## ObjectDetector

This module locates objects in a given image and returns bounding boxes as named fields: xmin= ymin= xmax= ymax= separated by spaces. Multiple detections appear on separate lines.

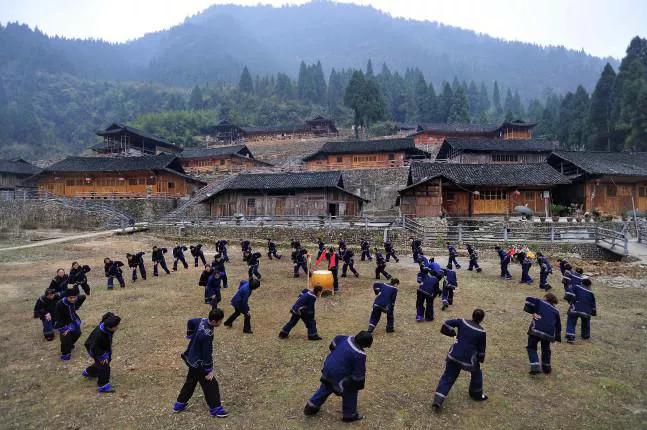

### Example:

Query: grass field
xmin=0 ymin=233 xmax=645 ymax=429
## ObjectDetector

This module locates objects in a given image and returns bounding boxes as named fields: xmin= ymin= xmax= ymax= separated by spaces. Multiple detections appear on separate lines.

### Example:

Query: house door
xmin=328 ymin=203 xmax=338 ymax=217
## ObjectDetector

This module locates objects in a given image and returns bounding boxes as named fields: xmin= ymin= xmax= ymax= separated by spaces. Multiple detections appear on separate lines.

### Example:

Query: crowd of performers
xmin=33 ymin=236 xmax=597 ymax=422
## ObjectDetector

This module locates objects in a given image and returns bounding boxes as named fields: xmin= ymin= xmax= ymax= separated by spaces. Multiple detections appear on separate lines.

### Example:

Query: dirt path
xmin=0 ymin=230 xmax=116 ymax=252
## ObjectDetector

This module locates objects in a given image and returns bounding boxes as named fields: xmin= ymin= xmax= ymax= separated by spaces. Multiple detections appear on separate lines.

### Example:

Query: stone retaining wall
xmin=0 ymin=200 xmax=110 ymax=231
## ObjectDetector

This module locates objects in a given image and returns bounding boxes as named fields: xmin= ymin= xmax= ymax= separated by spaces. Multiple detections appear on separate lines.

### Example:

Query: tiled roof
xmin=440 ymin=138 xmax=557 ymax=154
xmin=302 ymin=138 xmax=427 ymax=161
xmin=0 ymin=159 xmax=42 ymax=175
xmin=179 ymin=145 xmax=249 ymax=159
xmin=548 ymin=151 xmax=647 ymax=177
xmin=96 ymin=123 xmax=180 ymax=150
xmin=406 ymin=162 xmax=570 ymax=188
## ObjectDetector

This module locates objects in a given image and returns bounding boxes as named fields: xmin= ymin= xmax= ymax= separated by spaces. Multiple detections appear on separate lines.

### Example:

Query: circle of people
xmin=33 ymin=237 xmax=596 ymax=422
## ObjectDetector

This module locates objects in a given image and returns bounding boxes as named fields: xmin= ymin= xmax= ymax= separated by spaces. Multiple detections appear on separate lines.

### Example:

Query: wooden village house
xmin=206 ymin=116 xmax=338 ymax=144
xmin=91 ymin=123 xmax=183 ymax=156
xmin=399 ymin=161 xmax=570 ymax=217
xmin=34 ymin=155 xmax=205 ymax=198
xmin=302 ymin=138 xmax=429 ymax=170
xmin=199 ymin=171 xmax=366 ymax=218
xmin=411 ymin=120 xmax=538 ymax=148
xmin=547 ymin=151 xmax=647 ymax=216
xmin=178 ymin=145 xmax=273 ymax=174
xmin=0 ymin=159 xmax=42 ymax=198
xmin=435 ymin=138 xmax=558 ymax=164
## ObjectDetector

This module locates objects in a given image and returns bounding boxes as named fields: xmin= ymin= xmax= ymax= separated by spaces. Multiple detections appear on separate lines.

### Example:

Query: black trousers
xmin=176 ymin=366 xmax=222 ymax=408
xmin=60 ymin=330 xmax=81 ymax=355
xmin=375 ymin=266 xmax=391 ymax=279
xmin=224 ymin=308 xmax=252 ymax=332
xmin=85 ymin=359 xmax=110 ymax=386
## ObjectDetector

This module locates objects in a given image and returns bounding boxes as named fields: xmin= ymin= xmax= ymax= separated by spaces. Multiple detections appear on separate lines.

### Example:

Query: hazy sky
xmin=1 ymin=0 xmax=645 ymax=59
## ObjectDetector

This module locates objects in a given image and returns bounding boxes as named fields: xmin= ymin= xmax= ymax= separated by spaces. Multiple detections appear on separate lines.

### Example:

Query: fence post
xmin=624 ymin=236 xmax=629 ymax=255
xmin=550 ymin=224 xmax=555 ymax=242
xmin=594 ymin=226 xmax=599 ymax=244
xmin=612 ymin=233 xmax=616 ymax=249
xmin=503 ymin=226 xmax=508 ymax=241
xmin=458 ymin=224 xmax=463 ymax=243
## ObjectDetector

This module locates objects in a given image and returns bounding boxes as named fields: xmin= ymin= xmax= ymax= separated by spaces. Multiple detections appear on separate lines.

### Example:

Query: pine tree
xmin=492 ymin=81 xmax=503 ymax=121
xmin=344 ymin=70 xmax=385 ymax=138
xmin=238 ymin=66 xmax=254 ymax=94
xmin=366 ymin=59 xmax=374 ymax=78
xmin=327 ymin=68 xmax=344 ymax=119
xmin=558 ymin=85 xmax=590 ymax=150
xmin=413 ymin=72 xmax=429 ymax=122
xmin=526 ymin=99 xmax=544 ymax=122
xmin=448 ymin=85 xmax=470 ymax=124
xmin=297 ymin=61 xmax=308 ymax=100
xmin=587 ymin=63 xmax=616 ymax=151
xmin=512 ymin=90 xmax=525 ymax=119
xmin=276 ymin=73 xmax=294 ymax=100
xmin=312 ymin=61 xmax=328 ymax=104
xmin=437 ymin=82 xmax=453 ymax=123
xmin=188 ymin=85 xmax=203 ymax=110
xmin=425 ymin=82 xmax=438 ymax=123
xmin=477 ymin=83 xmax=491 ymax=122
xmin=626 ymin=84 xmax=647 ymax=151
xmin=467 ymin=81 xmax=480 ymax=120
xmin=503 ymin=89 xmax=514 ymax=118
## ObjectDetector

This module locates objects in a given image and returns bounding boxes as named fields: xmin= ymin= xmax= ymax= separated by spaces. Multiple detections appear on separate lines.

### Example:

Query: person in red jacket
xmin=316 ymin=247 xmax=339 ymax=292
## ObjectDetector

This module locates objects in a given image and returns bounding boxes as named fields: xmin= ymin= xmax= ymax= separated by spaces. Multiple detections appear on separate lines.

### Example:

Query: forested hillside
xmin=1 ymin=1 xmax=642 ymax=159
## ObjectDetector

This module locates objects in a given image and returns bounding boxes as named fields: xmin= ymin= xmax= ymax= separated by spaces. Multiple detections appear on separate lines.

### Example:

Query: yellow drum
xmin=311 ymin=270 xmax=334 ymax=292
xmin=527 ymin=251 xmax=536 ymax=259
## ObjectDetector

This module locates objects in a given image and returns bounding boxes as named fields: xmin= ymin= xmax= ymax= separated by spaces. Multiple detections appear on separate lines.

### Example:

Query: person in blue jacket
xmin=211 ymin=253 xmax=229 ymax=289
xmin=432 ymin=309 xmax=488 ymax=411
xmin=524 ymin=293 xmax=561 ymax=374
xmin=204 ymin=270 xmax=222 ymax=309
xmin=246 ymin=250 xmax=262 ymax=280
xmin=441 ymin=268 xmax=458 ymax=311
xmin=83 ymin=312 xmax=121 ymax=393
xmin=410 ymin=237 xmax=423 ymax=263
xmin=536 ymin=252 xmax=553 ymax=290
xmin=368 ymin=278 xmax=399 ymax=333
xmin=104 ymin=258 xmax=125 ymax=289
xmin=173 ymin=309 xmax=228 ymax=418
xmin=126 ymin=251 xmax=146 ymax=282
xmin=304 ymin=331 xmax=373 ymax=422
xmin=216 ymin=240 xmax=229 ymax=262
xmin=267 ymin=238 xmax=282 ymax=260
xmin=494 ymin=246 xmax=512 ymax=280
xmin=340 ymin=248 xmax=359 ymax=278
xmin=151 ymin=246 xmax=170 ymax=276
xmin=359 ymin=239 xmax=373 ymax=261
xmin=416 ymin=268 xmax=440 ymax=322
xmin=279 ymin=286 xmax=323 ymax=340
xmin=466 ymin=244 xmax=481 ymax=272
xmin=293 ymin=247 xmax=309 ymax=278
xmin=223 ymin=279 xmax=261 ymax=333
xmin=557 ymin=257 xmax=569 ymax=276
xmin=374 ymin=248 xmax=391 ymax=280
xmin=53 ymin=285 xmax=86 ymax=360
xmin=33 ymin=288 xmax=60 ymax=341
xmin=519 ymin=252 xmax=534 ymax=284
xmin=190 ymin=244 xmax=207 ymax=267
xmin=565 ymin=277 xmax=597 ymax=343
xmin=384 ymin=239 xmax=399 ymax=263
xmin=446 ymin=242 xmax=461 ymax=269
xmin=172 ymin=245 xmax=189 ymax=271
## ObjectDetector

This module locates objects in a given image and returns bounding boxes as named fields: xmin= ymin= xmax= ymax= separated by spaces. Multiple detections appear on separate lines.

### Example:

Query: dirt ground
xmin=0 ymin=233 xmax=645 ymax=430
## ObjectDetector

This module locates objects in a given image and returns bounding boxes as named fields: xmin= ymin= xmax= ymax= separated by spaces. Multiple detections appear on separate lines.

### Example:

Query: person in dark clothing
xmin=341 ymin=248 xmax=359 ymax=278
xmin=316 ymin=247 xmax=340 ymax=292
xmin=152 ymin=246 xmax=170 ymax=276
xmin=49 ymin=268 xmax=69 ymax=296
xmin=198 ymin=265 xmax=213 ymax=287
xmin=240 ymin=240 xmax=251 ymax=262
xmin=495 ymin=246 xmax=512 ymax=280
xmin=173 ymin=309 xmax=229 ymax=418
xmin=337 ymin=239 xmax=347 ymax=254
xmin=293 ymin=247 xmax=309 ymax=278
xmin=126 ymin=252 xmax=147 ymax=282
xmin=524 ymin=293 xmax=561 ymax=374
xmin=410 ymin=238 xmax=423 ymax=263
xmin=317 ymin=238 xmax=326 ymax=259
xmin=190 ymin=244 xmax=207 ymax=267
xmin=359 ymin=239 xmax=373 ymax=261
xmin=537 ymin=252 xmax=553 ymax=290
xmin=267 ymin=239 xmax=282 ymax=260
xmin=33 ymin=288 xmax=59 ymax=341
xmin=69 ymin=262 xmax=91 ymax=295
xmin=224 ymin=279 xmax=261 ymax=333
xmin=53 ymin=285 xmax=86 ymax=360
xmin=432 ymin=309 xmax=488 ymax=411
xmin=565 ymin=278 xmax=597 ymax=343
xmin=211 ymin=253 xmax=229 ymax=289
xmin=279 ymin=286 xmax=323 ymax=340
xmin=466 ymin=244 xmax=481 ymax=272
xmin=374 ymin=248 xmax=391 ymax=280
xmin=441 ymin=268 xmax=458 ymax=311
xmin=246 ymin=251 xmax=262 ymax=280
xmin=104 ymin=258 xmax=125 ymax=289
xmin=519 ymin=252 xmax=534 ymax=285
xmin=446 ymin=242 xmax=461 ymax=270
xmin=216 ymin=240 xmax=229 ymax=262
xmin=384 ymin=240 xmax=399 ymax=263
xmin=205 ymin=270 xmax=222 ymax=309
xmin=173 ymin=245 xmax=189 ymax=271
xmin=83 ymin=312 xmax=121 ymax=393
xmin=304 ymin=331 xmax=373 ymax=422
xmin=416 ymin=268 xmax=440 ymax=322
xmin=557 ymin=258 xmax=569 ymax=276
xmin=368 ymin=278 xmax=399 ymax=333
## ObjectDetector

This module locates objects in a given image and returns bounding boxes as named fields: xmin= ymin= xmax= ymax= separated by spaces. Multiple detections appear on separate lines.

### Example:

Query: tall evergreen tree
xmin=344 ymin=70 xmax=385 ymax=138
xmin=467 ymin=81 xmax=480 ymax=120
xmin=558 ymin=85 xmax=590 ymax=150
xmin=297 ymin=61 xmax=308 ymax=100
xmin=526 ymin=99 xmax=544 ymax=122
xmin=327 ymin=68 xmax=344 ymax=119
xmin=312 ymin=61 xmax=328 ymax=104
xmin=413 ymin=72 xmax=429 ymax=122
xmin=503 ymin=89 xmax=515 ymax=119
xmin=188 ymin=85 xmax=203 ymax=110
xmin=366 ymin=59 xmax=374 ymax=78
xmin=587 ymin=63 xmax=616 ymax=151
xmin=626 ymin=84 xmax=647 ymax=151
xmin=437 ymin=82 xmax=453 ymax=123
xmin=492 ymin=81 xmax=503 ymax=121
xmin=238 ymin=66 xmax=254 ymax=94
xmin=448 ymin=85 xmax=470 ymax=124
xmin=477 ymin=83 xmax=491 ymax=122
xmin=276 ymin=73 xmax=294 ymax=100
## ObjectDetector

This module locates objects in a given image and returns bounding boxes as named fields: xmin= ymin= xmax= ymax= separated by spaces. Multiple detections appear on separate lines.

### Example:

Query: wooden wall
xmin=208 ymin=189 xmax=362 ymax=217
xmin=181 ymin=156 xmax=266 ymax=174
xmin=399 ymin=178 xmax=443 ymax=217
xmin=501 ymin=129 xmax=532 ymax=140
xmin=305 ymin=152 xmax=406 ymax=171
xmin=37 ymin=172 xmax=199 ymax=198
xmin=584 ymin=180 xmax=647 ymax=215
xmin=0 ymin=173 xmax=27 ymax=190
xmin=446 ymin=152 xmax=547 ymax=164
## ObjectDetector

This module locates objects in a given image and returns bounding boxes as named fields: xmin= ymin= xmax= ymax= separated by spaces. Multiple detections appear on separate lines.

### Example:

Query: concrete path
xmin=0 ymin=230 xmax=116 ymax=252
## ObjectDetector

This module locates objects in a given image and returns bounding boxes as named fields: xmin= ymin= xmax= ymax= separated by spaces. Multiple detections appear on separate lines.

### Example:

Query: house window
xmin=336 ymin=156 xmax=343 ymax=163
xmin=607 ymin=185 xmax=617 ymax=197
xmin=146 ymin=177 xmax=156 ymax=185
xmin=388 ymin=153 xmax=395 ymax=160
xmin=445 ymin=192 xmax=455 ymax=202
xmin=492 ymin=154 xmax=519 ymax=163
xmin=247 ymin=198 xmax=256 ymax=208
xmin=128 ymin=178 xmax=138 ymax=186
xmin=167 ymin=182 xmax=175 ymax=189
xmin=475 ymin=190 xmax=507 ymax=200
xmin=639 ymin=186 xmax=647 ymax=197
xmin=220 ymin=159 xmax=226 ymax=165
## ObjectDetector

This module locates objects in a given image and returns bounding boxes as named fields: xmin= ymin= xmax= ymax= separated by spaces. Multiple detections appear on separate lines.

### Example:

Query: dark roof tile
xmin=548 ymin=151 xmax=647 ymax=177
xmin=303 ymin=138 xmax=428 ymax=161
xmin=0 ymin=159 xmax=42 ymax=175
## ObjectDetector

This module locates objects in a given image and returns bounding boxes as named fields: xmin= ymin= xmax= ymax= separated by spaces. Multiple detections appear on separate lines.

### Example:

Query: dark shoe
xmin=441 ymin=304 xmax=448 ymax=311
xmin=341 ymin=414 xmax=364 ymax=422
xmin=529 ymin=369 xmax=542 ymax=375
xmin=304 ymin=403 xmax=320 ymax=416
xmin=243 ymin=329 xmax=253 ymax=334
xmin=432 ymin=403 xmax=441 ymax=412
xmin=308 ymin=335 xmax=323 ymax=341
xmin=279 ymin=332 xmax=288 ymax=339
xmin=476 ymin=268 xmax=482 ymax=273
xmin=224 ymin=322 xmax=233 ymax=328
xmin=210 ymin=406 xmax=228 ymax=418
xmin=386 ymin=328 xmax=394 ymax=333
xmin=542 ymin=366 xmax=552 ymax=374
xmin=354 ymin=273 xmax=359 ymax=278
xmin=469 ymin=392 xmax=488 ymax=401
xmin=341 ymin=274 xmax=347 ymax=278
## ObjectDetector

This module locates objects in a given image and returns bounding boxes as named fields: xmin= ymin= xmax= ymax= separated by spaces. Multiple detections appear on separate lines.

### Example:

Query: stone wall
xmin=0 ymin=200 xmax=110 ymax=231
xmin=106 ymin=199 xmax=179 ymax=222
xmin=341 ymin=167 xmax=409 ymax=216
